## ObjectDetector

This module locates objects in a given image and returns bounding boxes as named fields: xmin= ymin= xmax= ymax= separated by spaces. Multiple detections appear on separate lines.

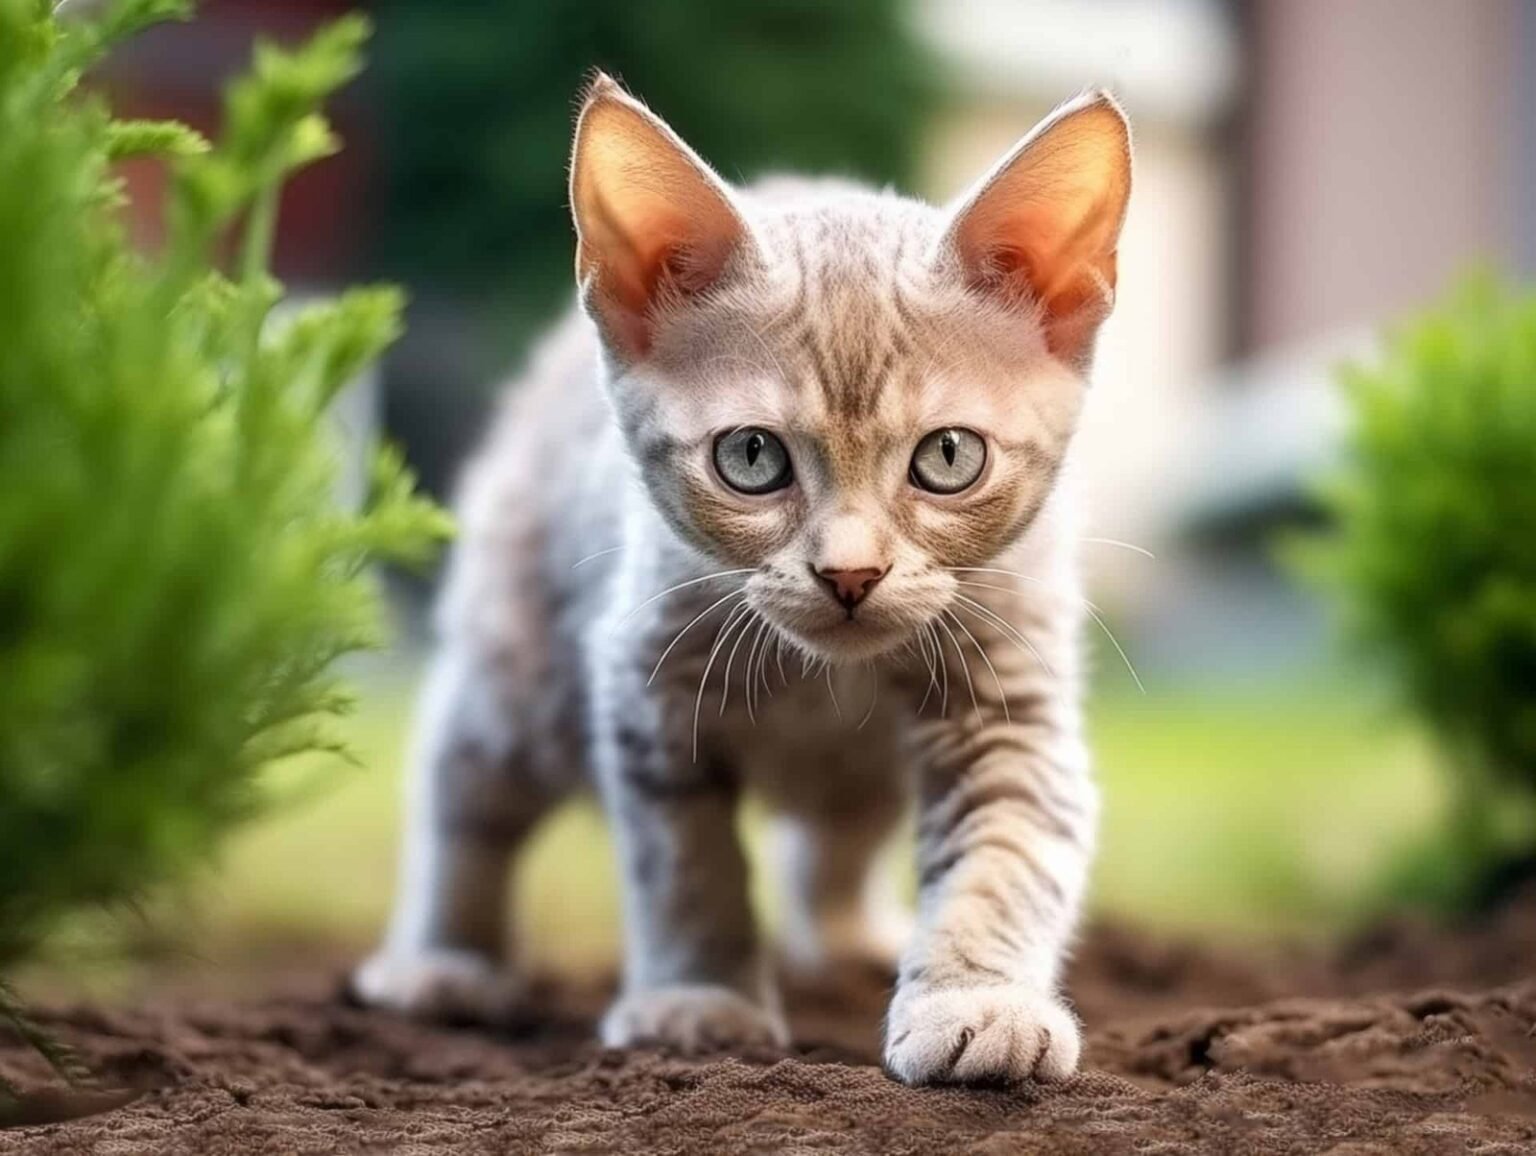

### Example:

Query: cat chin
xmin=779 ymin=619 xmax=914 ymax=665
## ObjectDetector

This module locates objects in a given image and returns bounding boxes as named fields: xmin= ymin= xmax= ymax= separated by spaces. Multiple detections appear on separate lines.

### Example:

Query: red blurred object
xmin=101 ymin=0 xmax=374 ymax=284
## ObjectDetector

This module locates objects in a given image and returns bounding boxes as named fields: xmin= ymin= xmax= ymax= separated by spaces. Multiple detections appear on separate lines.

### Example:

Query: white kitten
xmin=355 ymin=75 xmax=1131 ymax=1087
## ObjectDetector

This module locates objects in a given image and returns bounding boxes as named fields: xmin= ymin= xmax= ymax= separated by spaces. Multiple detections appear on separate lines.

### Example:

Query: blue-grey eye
xmin=713 ymin=427 xmax=792 ymax=494
xmin=910 ymin=428 xmax=986 ymax=494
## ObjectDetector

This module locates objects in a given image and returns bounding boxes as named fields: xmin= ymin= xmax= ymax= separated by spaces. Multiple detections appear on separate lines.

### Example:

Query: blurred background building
xmin=103 ymin=0 xmax=1536 ymax=679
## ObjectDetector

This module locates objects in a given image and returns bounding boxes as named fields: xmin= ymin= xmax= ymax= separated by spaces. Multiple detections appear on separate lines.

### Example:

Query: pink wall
xmin=1245 ymin=0 xmax=1517 ymax=349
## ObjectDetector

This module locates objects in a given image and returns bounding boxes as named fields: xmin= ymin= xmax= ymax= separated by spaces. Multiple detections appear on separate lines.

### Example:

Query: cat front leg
xmin=884 ymin=713 xmax=1097 ymax=1086
xmin=590 ymin=652 xmax=787 ymax=1052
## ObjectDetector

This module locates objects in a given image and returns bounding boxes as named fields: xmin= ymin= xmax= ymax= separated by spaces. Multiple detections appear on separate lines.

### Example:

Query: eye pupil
xmin=713 ymin=428 xmax=792 ymax=494
xmin=910 ymin=427 xmax=985 ymax=495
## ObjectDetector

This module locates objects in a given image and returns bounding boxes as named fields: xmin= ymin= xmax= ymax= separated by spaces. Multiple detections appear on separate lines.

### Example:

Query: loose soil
xmin=3 ymin=898 xmax=1535 ymax=1154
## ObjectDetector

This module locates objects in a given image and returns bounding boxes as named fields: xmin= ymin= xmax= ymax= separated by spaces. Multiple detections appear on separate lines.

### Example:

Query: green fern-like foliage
xmin=1299 ymin=278 xmax=1536 ymax=907
xmin=0 ymin=0 xmax=450 ymax=968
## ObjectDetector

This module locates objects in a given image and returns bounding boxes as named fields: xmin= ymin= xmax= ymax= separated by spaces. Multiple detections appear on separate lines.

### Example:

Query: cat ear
xmin=941 ymin=91 xmax=1132 ymax=368
xmin=570 ymin=73 xmax=755 ymax=359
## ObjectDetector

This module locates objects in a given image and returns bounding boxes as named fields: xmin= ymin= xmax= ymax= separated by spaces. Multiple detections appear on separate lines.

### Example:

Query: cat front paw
xmin=883 ymin=983 xmax=1080 ymax=1086
xmin=350 ymin=948 xmax=527 ymax=1025
xmin=601 ymin=984 xmax=789 ymax=1053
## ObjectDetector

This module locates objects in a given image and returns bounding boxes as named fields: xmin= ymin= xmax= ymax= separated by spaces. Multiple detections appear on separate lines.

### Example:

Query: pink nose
xmin=815 ymin=566 xmax=887 ymax=608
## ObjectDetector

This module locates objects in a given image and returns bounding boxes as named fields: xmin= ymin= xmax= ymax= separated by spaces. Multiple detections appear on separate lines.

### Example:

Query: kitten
xmin=354 ymin=75 xmax=1131 ymax=1087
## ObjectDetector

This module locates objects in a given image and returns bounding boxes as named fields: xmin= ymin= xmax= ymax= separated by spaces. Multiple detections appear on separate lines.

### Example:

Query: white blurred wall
xmin=914 ymin=0 xmax=1240 ymax=571
xmin=915 ymin=0 xmax=1529 ymax=631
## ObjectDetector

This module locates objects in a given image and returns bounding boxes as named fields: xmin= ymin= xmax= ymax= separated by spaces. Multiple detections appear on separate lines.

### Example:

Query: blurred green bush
xmin=0 ymin=0 xmax=448 ymax=986
xmin=369 ymin=0 xmax=934 ymax=345
xmin=1298 ymin=278 xmax=1536 ymax=910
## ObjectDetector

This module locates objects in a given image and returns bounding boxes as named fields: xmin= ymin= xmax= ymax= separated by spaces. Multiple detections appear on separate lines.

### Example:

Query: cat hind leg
xmin=770 ymin=781 xmax=913 ymax=986
xmin=352 ymin=648 xmax=561 ymax=1025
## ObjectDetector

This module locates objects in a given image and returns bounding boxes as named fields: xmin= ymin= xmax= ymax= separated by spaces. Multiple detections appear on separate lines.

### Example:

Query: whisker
xmin=952 ymin=574 xmax=1143 ymax=693
xmin=1082 ymin=601 xmax=1145 ymax=693
xmin=931 ymin=621 xmax=950 ymax=718
xmin=946 ymin=609 xmax=1010 ymax=724
xmin=775 ymin=633 xmax=788 ymax=687
xmin=719 ymin=608 xmax=759 ymax=716
xmin=915 ymin=658 xmax=936 ymax=716
xmin=917 ymin=320 xmax=973 ymax=388
xmin=742 ymin=617 xmax=770 ymax=723
xmin=572 ymin=545 xmax=623 ymax=569
xmin=856 ymin=661 xmax=880 ymax=730
xmin=1082 ymin=536 xmax=1156 ymax=560
xmin=757 ymin=624 xmax=776 ymax=702
xmin=943 ymin=567 xmax=1071 ymax=670
xmin=945 ymin=566 xmax=1047 ymax=583
xmin=740 ymin=320 xmax=790 ymax=387
xmin=913 ymin=624 xmax=941 ymax=716
xmin=692 ymin=602 xmax=752 ymax=761
xmin=742 ymin=619 xmax=762 ymax=722
xmin=936 ymin=613 xmax=980 ymax=723
xmin=824 ymin=665 xmax=842 ymax=721
xmin=648 ymin=589 xmax=747 ymax=685
xmin=621 ymin=569 xmax=756 ymax=624
xmin=949 ymin=592 xmax=1058 ymax=681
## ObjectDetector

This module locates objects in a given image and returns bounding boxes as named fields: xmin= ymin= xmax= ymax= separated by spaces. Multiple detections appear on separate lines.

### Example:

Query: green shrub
xmin=1298 ymin=278 xmax=1536 ymax=909
xmin=0 ymin=0 xmax=448 ymax=980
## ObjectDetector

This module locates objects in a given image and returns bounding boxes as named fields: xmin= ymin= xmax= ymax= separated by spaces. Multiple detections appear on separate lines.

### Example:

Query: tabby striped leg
xmin=352 ymin=648 xmax=549 ymax=1024
xmin=884 ymin=712 xmax=1097 ymax=1085
xmin=590 ymin=643 xmax=788 ymax=1052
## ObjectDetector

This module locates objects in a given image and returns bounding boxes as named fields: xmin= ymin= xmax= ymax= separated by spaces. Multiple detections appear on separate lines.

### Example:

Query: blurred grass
xmin=1091 ymin=683 xmax=1440 ymax=936
xmin=178 ymin=663 xmax=1441 ymax=978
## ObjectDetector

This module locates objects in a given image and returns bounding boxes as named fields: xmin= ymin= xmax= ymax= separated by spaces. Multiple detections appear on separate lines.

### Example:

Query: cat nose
xmin=814 ymin=565 xmax=887 ymax=609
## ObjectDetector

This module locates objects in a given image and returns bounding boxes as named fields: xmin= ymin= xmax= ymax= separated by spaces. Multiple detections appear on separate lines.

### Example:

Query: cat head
xmin=570 ymin=74 xmax=1131 ymax=663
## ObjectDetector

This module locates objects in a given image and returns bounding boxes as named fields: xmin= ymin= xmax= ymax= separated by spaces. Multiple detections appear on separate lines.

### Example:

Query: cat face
xmin=571 ymin=76 xmax=1131 ymax=663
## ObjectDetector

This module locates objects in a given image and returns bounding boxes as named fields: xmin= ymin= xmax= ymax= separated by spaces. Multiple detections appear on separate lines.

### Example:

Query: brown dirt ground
xmin=3 ymin=898 xmax=1536 ymax=1155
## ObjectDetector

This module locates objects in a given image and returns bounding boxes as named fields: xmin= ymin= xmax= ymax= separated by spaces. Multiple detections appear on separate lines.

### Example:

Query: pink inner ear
xmin=597 ymin=204 xmax=684 ymax=310
xmin=641 ymin=236 xmax=733 ymax=301
xmin=971 ymin=239 xmax=1109 ymax=313
xmin=572 ymin=86 xmax=758 ymax=362
xmin=957 ymin=193 xmax=1119 ymax=367
xmin=587 ymin=193 xmax=742 ymax=358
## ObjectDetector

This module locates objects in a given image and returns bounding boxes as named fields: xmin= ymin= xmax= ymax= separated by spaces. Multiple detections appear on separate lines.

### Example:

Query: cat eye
xmin=910 ymin=428 xmax=986 ymax=494
xmin=713 ymin=427 xmax=793 ymax=495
